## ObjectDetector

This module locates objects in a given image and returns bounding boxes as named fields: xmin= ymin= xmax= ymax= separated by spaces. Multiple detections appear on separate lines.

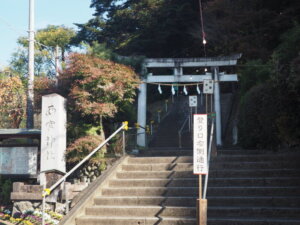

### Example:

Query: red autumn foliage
xmin=60 ymin=53 xmax=140 ymax=118
xmin=0 ymin=76 xmax=26 ymax=128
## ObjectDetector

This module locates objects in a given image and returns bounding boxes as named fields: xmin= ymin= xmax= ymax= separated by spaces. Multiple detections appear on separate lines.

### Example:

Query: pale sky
xmin=0 ymin=0 xmax=95 ymax=68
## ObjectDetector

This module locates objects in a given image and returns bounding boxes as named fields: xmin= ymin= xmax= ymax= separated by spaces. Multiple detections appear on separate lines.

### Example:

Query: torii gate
xmin=137 ymin=54 xmax=242 ymax=147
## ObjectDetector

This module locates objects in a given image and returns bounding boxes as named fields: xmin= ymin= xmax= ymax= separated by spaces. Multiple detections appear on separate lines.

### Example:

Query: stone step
xmin=86 ymin=205 xmax=196 ymax=217
xmin=148 ymin=147 xmax=192 ymax=151
xmin=215 ymin=153 xmax=300 ymax=162
xmin=101 ymin=187 xmax=198 ymax=197
xmin=109 ymin=177 xmax=300 ymax=187
xmin=94 ymin=195 xmax=300 ymax=208
xmin=116 ymin=171 xmax=194 ymax=179
xmin=124 ymin=161 xmax=300 ymax=170
xmin=109 ymin=178 xmax=197 ymax=187
xmin=210 ymin=161 xmax=300 ymax=169
xmin=140 ymin=150 xmax=193 ymax=156
xmin=208 ymin=177 xmax=300 ymax=187
xmin=94 ymin=196 xmax=197 ymax=207
xmin=207 ymin=186 xmax=300 ymax=196
xmin=217 ymin=150 xmax=272 ymax=155
xmin=122 ymin=163 xmax=193 ymax=171
xmin=207 ymin=217 xmax=300 ymax=225
xmin=127 ymin=156 xmax=193 ymax=164
xmin=207 ymin=196 xmax=300 ymax=207
xmin=117 ymin=169 xmax=300 ymax=179
xmin=209 ymin=169 xmax=300 ymax=178
xmin=76 ymin=216 xmax=196 ymax=225
xmin=208 ymin=206 xmax=300 ymax=219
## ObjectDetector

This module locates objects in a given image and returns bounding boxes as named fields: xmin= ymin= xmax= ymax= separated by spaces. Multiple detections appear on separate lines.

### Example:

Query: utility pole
xmin=55 ymin=45 xmax=60 ymax=87
xmin=26 ymin=0 xmax=35 ymax=128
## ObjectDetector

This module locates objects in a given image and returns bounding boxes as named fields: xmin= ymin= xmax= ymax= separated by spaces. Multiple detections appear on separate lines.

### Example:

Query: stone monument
xmin=40 ymin=94 xmax=67 ymax=187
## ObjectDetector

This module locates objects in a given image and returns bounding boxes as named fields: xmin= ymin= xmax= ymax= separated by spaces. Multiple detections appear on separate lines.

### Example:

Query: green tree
xmin=35 ymin=25 xmax=76 ymax=61
xmin=76 ymin=0 xmax=203 ymax=57
xmin=202 ymin=0 xmax=300 ymax=59
xmin=238 ymin=24 xmax=300 ymax=148
xmin=269 ymin=24 xmax=300 ymax=146
xmin=10 ymin=25 xmax=75 ymax=77
xmin=76 ymin=0 xmax=300 ymax=59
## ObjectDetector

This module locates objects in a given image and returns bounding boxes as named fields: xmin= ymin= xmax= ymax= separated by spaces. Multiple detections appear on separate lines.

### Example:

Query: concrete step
xmin=94 ymin=196 xmax=300 ymax=208
xmin=210 ymin=161 xmax=300 ymax=169
xmin=214 ymin=153 xmax=300 ymax=162
xmin=209 ymin=169 xmax=300 ymax=178
xmin=122 ymin=163 xmax=193 ymax=171
xmin=109 ymin=178 xmax=197 ymax=187
xmin=76 ymin=216 xmax=196 ymax=225
xmin=86 ymin=205 xmax=196 ymax=217
xmin=207 ymin=196 xmax=300 ymax=207
xmin=208 ymin=206 xmax=300 ymax=219
xmin=110 ymin=177 xmax=300 ymax=188
xmin=208 ymin=177 xmax=300 ymax=187
xmin=148 ymin=147 xmax=192 ymax=151
xmin=207 ymin=217 xmax=300 ymax=225
xmin=101 ymin=187 xmax=198 ymax=197
xmin=207 ymin=186 xmax=300 ymax=196
xmin=116 ymin=171 xmax=194 ymax=179
xmin=127 ymin=156 xmax=193 ymax=164
xmin=217 ymin=150 xmax=272 ymax=155
xmin=118 ymin=169 xmax=300 ymax=179
xmin=140 ymin=150 xmax=193 ymax=156
xmin=94 ymin=196 xmax=197 ymax=207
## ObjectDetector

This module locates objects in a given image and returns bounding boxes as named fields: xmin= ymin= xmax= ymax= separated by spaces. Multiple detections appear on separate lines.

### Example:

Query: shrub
xmin=66 ymin=135 xmax=105 ymax=163
xmin=0 ymin=177 xmax=12 ymax=204
xmin=239 ymin=84 xmax=280 ymax=149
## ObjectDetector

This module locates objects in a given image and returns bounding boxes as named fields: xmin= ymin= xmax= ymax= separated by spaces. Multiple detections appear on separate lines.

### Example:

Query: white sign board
xmin=193 ymin=114 xmax=208 ymax=174
xmin=203 ymin=79 xmax=214 ymax=94
xmin=189 ymin=96 xmax=197 ymax=107
xmin=0 ymin=147 xmax=37 ymax=175
xmin=41 ymin=94 xmax=67 ymax=173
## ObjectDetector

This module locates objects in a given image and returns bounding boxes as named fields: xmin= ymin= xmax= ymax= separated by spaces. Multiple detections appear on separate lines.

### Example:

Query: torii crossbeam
xmin=137 ymin=54 xmax=242 ymax=147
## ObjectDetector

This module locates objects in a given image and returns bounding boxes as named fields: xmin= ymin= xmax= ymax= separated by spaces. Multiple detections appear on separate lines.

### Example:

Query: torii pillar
xmin=213 ymin=67 xmax=222 ymax=146
xmin=137 ymin=82 xmax=147 ymax=147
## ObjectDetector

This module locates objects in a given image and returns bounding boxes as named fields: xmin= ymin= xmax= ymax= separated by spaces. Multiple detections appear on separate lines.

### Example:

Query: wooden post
xmin=198 ymin=174 xmax=202 ymax=225
xmin=197 ymin=175 xmax=207 ymax=225
xmin=199 ymin=175 xmax=202 ymax=200
xmin=198 ymin=199 xmax=207 ymax=225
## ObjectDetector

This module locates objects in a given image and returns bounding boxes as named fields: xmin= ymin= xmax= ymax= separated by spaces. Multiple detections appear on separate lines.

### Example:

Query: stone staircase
xmin=66 ymin=147 xmax=300 ymax=225
xmin=207 ymin=149 xmax=300 ymax=225
xmin=75 ymin=153 xmax=197 ymax=225
xmin=62 ymin=108 xmax=300 ymax=225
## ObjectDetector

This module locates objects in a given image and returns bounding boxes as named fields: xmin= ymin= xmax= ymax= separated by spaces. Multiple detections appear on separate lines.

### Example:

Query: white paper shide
xmin=193 ymin=114 xmax=208 ymax=174
xmin=41 ymin=94 xmax=66 ymax=173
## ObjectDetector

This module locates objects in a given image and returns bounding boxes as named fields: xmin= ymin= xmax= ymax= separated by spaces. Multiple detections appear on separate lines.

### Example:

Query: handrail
xmin=178 ymin=115 xmax=190 ymax=148
xmin=47 ymin=123 xmax=126 ymax=194
xmin=41 ymin=122 xmax=127 ymax=225
xmin=203 ymin=118 xmax=215 ymax=199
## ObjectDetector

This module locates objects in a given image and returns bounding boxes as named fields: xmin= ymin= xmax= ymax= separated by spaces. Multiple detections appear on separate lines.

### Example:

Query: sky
xmin=0 ymin=0 xmax=94 ymax=69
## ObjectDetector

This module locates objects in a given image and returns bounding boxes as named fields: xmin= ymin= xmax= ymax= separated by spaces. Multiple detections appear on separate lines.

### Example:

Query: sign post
xmin=194 ymin=114 xmax=208 ymax=225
